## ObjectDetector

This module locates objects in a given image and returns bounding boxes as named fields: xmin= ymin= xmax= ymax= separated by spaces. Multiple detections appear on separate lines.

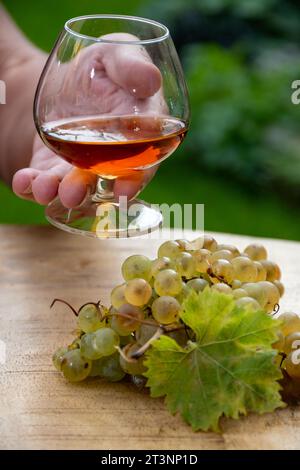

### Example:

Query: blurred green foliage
xmin=1 ymin=0 xmax=300 ymax=241
xmin=142 ymin=0 xmax=300 ymax=196
xmin=181 ymin=44 xmax=300 ymax=194
xmin=142 ymin=0 xmax=300 ymax=49
xmin=3 ymin=0 xmax=143 ymax=51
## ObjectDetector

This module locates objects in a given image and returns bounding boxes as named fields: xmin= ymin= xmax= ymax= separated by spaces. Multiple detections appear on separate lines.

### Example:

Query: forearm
xmin=0 ymin=6 xmax=46 ymax=184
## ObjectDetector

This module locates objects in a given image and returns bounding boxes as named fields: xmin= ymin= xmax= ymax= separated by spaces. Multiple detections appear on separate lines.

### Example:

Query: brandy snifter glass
xmin=34 ymin=15 xmax=190 ymax=237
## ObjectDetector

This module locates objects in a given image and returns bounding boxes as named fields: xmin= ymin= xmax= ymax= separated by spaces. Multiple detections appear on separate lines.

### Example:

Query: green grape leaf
xmin=144 ymin=288 xmax=284 ymax=432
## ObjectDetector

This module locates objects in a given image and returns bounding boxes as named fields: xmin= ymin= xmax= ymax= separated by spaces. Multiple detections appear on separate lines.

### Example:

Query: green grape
xmin=89 ymin=352 xmax=125 ymax=382
xmin=191 ymin=235 xmax=217 ymax=251
xmin=111 ymin=315 xmax=131 ymax=336
xmin=244 ymin=243 xmax=267 ymax=261
xmin=235 ymin=297 xmax=261 ymax=311
xmin=121 ymin=255 xmax=151 ymax=281
xmin=279 ymin=312 xmax=300 ymax=336
xmin=193 ymin=249 xmax=211 ymax=274
xmin=77 ymin=303 xmax=104 ymax=333
xmin=283 ymin=332 xmax=300 ymax=355
xmin=211 ymin=259 xmax=234 ymax=284
xmin=187 ymin=278 xmax=208 ymax=293
xmin=211 ymin=283 xmax=232 ymax=295
xmin=152 ymin=296 xmax=181 ymax=324
xmin=210 ymin=249 xmax=234 ymax=263
xmin=176 ymin=239 xmax=191 ymax=251
xmin=136 ymin=323 xmax=159 ymax=345
xmin=61 ymin=349 xmax=92 ymax=382
xmin=232 ymin=280 xmax=242 ymax=289
xmin=202 ymin=235 xmax=218 ymax=251
xmin=257 ymin=281 xmax=280 ymax=313
xmin=285 ymin=352 xmax=300 ymax=379
xmin=124 ymin=278 xmax=152 ymax=306
xmin=112 ymin=303 xmax=144 ymax=335
xmin=242 ymin=282 xmax=268 ymax=308
xmin=198 ymin=248 xmax=211 ymax=258
xmin=260 ymin=260 xmax=281 ymax=282
xmin=157 ymin=240 xmax=181 ymax=259
xmin=80 ymin=328 xmax=119 ymax=360
xmin=154 ymin=269 xmax=182 ymax=296
xmin=175 ymin=252 xmax=196 ymax=279
xmin=150 ymin=257 xmax=174 ymax=278
xmin=272 ymin=331 xmax=285 ymax=351
xmin=175 ymin=281 xmax=191 ymax=303
xmin=253 ymin=261 xmax=267 ymax=281
xmin=119 ymin=343 xmax=146 ymax=375
xmin=52 ymin=346 xmax=68 ymax=371
xmin=216 ymin=244 xmax=240 ymax=257
xmin=232 ymin=288 xmax=248 ymax=299
xmin=273 ymin=280 xmax=285 ymax=297
xmin=232 ymin=256 xmax=257 ymax=282
xmin=111 ymin=284 xmax=127 ymax=309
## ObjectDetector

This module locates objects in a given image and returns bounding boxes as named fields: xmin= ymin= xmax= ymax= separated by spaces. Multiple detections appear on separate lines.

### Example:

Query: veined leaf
xmin=144 ymin=288 xmax=284 ymax=432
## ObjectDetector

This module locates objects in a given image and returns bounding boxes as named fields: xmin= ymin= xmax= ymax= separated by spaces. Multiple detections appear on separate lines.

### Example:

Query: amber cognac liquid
xmin=40 ymin=115 xmax=187 ymax=177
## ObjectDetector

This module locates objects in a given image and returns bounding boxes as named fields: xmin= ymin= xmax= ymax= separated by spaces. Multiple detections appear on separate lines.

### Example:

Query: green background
xmin=2 ymin=0 xmax=300 ymax=240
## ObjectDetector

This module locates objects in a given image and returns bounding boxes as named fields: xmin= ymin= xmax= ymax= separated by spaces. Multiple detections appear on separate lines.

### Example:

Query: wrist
xmin=0 ymin=5 xmax=48 ymax=184
xmin=0 ymin=10 xmax=43 ymax=72
xmin=0 ymin=49 xmax=46 ymax=184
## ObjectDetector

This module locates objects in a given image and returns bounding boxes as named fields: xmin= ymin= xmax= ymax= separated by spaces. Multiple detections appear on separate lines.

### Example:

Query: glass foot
xmin=45 ymin=197 xmax=162 ymax=238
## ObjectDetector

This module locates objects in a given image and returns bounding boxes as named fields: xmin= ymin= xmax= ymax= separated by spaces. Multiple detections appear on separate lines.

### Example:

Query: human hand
xmin=12 ymin=34 xmax=164 ymax=207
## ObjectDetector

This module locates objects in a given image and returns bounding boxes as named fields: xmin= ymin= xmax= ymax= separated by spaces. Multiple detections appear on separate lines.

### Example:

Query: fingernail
xmin=77 ymin=184 xmax=93 ymax=207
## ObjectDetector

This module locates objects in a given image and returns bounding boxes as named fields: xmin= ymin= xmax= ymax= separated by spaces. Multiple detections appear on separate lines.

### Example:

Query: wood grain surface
xmin=0 ymin=225 xmax=299 ymax=450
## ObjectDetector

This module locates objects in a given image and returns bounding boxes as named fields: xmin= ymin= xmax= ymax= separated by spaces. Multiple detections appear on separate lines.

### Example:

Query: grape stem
xmin=50 ymin=298 xmax=104 ymax=319
xmin=50 ymin=298 xmax=78 ymax=317
xmin=129 ymin=323 xmax=189 ymax=358
xmin=112 ymin=313 xmax=188 ymax=361
xmin=131 ymin=327 xmax=164 ymax=359
xmin=116 ymin=345 xmax=137 ymax=363
xmin=272 ymin=303 xmax=280 ymax=316
xmin=79 ymin=300 xmax=103 ymax=313
xmin=279 ymin=352 xmax=286 ymax=367
xmin=116 ymin=327 xmax=163 ymax=363
xmin=207 ymin=268 xmax=230 ymax=286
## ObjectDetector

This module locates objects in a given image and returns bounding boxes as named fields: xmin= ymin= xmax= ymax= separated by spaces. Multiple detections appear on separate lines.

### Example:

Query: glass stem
xmin=92 ymin=177 xmax=115 ymax=203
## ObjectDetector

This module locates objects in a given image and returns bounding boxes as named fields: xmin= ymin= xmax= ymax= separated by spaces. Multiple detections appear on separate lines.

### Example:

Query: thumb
xmin=99 ymin=34 xmax=162 ymax=99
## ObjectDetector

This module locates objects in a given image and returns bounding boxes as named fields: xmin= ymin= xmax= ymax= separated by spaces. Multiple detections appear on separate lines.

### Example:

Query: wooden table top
xmin=0 ymin=225 xmax=299 ymax=450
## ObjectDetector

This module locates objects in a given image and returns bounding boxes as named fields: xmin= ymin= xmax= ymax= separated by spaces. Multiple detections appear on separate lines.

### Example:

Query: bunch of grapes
xmin=52 ymin=235 xmax=299 ymax=397
xmin=272 ymin=312 xmax=300 ymax=402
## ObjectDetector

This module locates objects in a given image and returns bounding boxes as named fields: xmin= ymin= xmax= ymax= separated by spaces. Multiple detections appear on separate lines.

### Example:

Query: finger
xmin=12 ymin=168 xmax=41 ymax=201
xmin=31 ymin=171 xmax=61 ymax=205
xmin=114 ymin=167 xmax=158 ymax=201
xmin=100 ymin=34 xmax=162 ymax=99
xmin=58 ymin=168 xmax=97 ymax=208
